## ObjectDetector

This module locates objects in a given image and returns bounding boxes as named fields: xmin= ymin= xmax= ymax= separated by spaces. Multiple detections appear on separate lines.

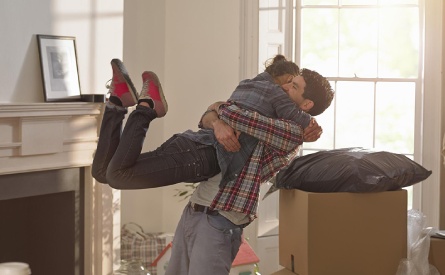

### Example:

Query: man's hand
xmin=200 ymin=101 xmax=241 ymax=152
xmin=303 ymin=118 xmax=323 ymax=142
xmin=208 ymin=101 xmax=225 ymax=112
xmin=213 ymin=119 xmax=241 ymax=152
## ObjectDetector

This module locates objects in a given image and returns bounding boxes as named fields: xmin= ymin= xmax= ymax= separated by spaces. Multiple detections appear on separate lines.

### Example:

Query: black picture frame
xmin=37 ymin=35 xmax=82 ymax=102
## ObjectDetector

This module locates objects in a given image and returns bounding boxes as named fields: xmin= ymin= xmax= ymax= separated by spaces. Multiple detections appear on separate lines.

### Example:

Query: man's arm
xmin=202 ymin=102 xmax=303 ymax=154
xmin=200 ymin=101 xmax=323 ymax=151
xmin=200 ymin=107 xmax=241 ymax=152
xmin=200 ymin=101 xmax=322 ymax=152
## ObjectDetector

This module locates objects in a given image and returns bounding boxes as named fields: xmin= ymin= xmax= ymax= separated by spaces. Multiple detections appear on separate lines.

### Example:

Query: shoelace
xmin=105 ymin=79 xmax=112 ymax=89
xmin=139 ymin=79 xmax=150 ymax=99
xmin=105 ymin=79 xmax=114 ymax=99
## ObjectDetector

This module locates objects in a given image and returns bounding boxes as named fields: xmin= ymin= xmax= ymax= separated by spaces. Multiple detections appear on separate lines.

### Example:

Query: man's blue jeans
xmin=165 ymin=203 xmax=243 ymax=275
xmin=92 ymin=104 xmax=220 ymax=189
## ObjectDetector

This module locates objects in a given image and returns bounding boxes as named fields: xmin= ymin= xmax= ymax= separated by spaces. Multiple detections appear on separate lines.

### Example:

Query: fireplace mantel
xmin=0 ymin=102 xmax=103 ymax=175
xmin=0 ymin=102 xmax=102 ymax=117
xmin=0 ymin=102 xmax=118 ymax=275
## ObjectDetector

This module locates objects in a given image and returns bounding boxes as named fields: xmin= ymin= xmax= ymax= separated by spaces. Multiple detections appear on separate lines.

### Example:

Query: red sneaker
xmin=107 ymin=59 xmax=138 ymax=107
xmin=139 ymin=71 xmax=168 ymax=117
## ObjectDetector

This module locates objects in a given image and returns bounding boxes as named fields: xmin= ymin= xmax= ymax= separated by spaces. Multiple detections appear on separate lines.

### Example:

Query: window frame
xmin=240 ymin=0 xmax=444 ymax=227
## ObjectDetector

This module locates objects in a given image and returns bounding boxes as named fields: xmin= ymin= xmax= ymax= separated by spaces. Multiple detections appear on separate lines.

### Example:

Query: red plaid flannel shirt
xmin=210 ymin=103 xmax=304 ymax=220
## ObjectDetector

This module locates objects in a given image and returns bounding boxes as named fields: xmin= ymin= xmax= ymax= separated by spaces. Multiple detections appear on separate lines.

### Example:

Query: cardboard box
xmin=429 ymin=236 xmax=445 ymax=274
xmin=279 ymin=189 xmax=407 ymax=275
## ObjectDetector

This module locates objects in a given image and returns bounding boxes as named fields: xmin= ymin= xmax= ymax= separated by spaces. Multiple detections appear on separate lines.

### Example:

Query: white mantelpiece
xmin=0 ymin=102 xmax=119 ymax=275
xmin=0 ymin=103 xmax=101 ymax=174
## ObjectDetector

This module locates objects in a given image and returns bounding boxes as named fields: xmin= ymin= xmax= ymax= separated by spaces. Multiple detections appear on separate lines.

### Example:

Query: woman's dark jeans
xmin=92 ymin=104 xmax=220 ymax=189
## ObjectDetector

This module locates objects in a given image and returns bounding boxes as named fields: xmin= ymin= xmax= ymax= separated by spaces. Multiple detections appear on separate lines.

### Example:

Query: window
xmin=258 ymin=0 xmax=423 ymax=209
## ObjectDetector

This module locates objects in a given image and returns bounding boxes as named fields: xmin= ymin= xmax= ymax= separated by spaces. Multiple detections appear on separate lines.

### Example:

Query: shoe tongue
xmin=148 ymin=81 xmax=161 ymax=100
xmin=113 ymin=82 xmax=129 ymax=96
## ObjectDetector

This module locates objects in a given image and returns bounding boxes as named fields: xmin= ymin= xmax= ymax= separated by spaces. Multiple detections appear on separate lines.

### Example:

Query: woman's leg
xmin=105 ymin=70 xmax=220 ymax=189
xmin=91 ymin=103 xmax=127 ymax=183
xmin=91 ymin=58 xmax=139 ymax=183
xmin=106 ymin=105 xmax=220 ymax=189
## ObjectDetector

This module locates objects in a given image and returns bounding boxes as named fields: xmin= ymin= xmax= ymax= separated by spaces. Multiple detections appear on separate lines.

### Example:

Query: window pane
xmin=379 ymin=7 xmax=419 ymax=78
xmin=375 ymin=82 xmax=415 ymax=153
xmin=301 ymin=8 xmax=339 ymax=76
xmin=260 ymin=0 xmax=281 ymax=8
xmin=380 ymin=0 xmax=417 ymax=5
xmin=339 ymin=8 xmax=378 ymax=78
xmin=341 ymin=0 xmax=378 ymax=5
xmin=259 ymin=8 xmax=283 ymax=64
xmin=335 ymin=81 xmax=374 ymax=148
xmin=259 ymin=0 xmax=287 ymax=73
xmin=302 ymin=0 xmax=338 ymax=5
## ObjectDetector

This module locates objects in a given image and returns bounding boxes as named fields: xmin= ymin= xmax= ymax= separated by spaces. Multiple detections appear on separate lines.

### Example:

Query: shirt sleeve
xmin=217 ymin=102 xmax=303 ymax=154
xmin=198 ymin=110 xmax=215 ymax=129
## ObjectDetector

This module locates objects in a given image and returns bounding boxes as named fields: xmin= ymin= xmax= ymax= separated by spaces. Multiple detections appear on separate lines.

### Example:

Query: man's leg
xmin=165 ymin=205 xmax=191 ymax=275
xmin=188 ymin=211 xmax=243 ymax=274
xmin=166 ymin=204 xmax=243 ymax=275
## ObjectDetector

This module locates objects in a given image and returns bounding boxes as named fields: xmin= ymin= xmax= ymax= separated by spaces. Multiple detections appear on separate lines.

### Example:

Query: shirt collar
xmin=253 ymin=72 xmax=275 ymax=83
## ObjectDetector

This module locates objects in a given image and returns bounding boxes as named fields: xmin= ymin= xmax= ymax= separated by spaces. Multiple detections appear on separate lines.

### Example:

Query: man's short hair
xmin=301 ymin=68 xmax=334 ymax=116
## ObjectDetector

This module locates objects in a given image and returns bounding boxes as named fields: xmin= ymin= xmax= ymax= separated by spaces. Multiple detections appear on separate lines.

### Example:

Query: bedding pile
xmin=266 ymin=147 xmax=432 ymax=195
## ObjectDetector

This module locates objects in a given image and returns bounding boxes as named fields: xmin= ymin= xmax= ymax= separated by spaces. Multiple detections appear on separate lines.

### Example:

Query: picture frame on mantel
xmin=37 ymin=34 xmax=82 ymax=102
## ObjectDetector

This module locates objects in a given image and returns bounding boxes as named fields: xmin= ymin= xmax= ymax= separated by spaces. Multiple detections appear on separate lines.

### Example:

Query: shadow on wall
xmin=5 ymin=0 xmax=119 ymax=103
xmin=4 ymin=0 xmax=52 ymax=102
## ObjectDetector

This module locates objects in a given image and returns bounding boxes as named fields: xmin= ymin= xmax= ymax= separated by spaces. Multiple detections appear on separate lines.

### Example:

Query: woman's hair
xmin=264 ymin=55 xmax=299 ymax=77
xmin=264 ymin=55 xmax=334 ymax=116
xmin=300 ymin=68 xmax=334 ymax=116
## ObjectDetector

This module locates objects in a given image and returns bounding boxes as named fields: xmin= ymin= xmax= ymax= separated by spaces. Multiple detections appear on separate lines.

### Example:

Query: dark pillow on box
xmin=274 ymin=147 xmax=432 ymax=193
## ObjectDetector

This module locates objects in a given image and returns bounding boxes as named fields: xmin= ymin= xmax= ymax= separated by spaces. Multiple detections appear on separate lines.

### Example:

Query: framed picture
xmin=37 ymin=35 xmax=81 ymax=102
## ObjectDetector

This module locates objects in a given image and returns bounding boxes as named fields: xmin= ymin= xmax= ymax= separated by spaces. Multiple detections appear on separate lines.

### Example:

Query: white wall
xmin=0 ymin=0 xmax=242 ymax=235
xmin=0 ymin=0 xmax=125 ymax=102
xmin=0 ymin=1 xmax=125 ymax=272
xmin=122 ymin=0 xmax=241 ymax=233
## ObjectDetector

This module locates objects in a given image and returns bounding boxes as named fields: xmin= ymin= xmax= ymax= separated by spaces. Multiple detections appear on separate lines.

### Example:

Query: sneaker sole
xmin=145 ymin=71 xmax=168 ymax=117
xmin=111 ymin=59 xmax=138 ymax=105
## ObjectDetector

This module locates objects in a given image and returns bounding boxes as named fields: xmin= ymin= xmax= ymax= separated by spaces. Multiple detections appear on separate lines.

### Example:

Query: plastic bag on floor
xmin=396 ymin=209 xmax=440 ymax=275
xmin=121 ymin=222 xmax=167 ymax=275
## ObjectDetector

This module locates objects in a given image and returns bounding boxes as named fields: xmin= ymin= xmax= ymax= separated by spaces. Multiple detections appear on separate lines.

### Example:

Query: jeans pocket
xmin=206 ymin=214 xmax=238 ymax=234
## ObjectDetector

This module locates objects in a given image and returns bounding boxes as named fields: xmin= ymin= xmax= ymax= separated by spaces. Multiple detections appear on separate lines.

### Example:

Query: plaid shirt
xmin=181 ymin=72 xmax=311 ymax=220
xmin=209 ymin=103 xmax=304 ymax=220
